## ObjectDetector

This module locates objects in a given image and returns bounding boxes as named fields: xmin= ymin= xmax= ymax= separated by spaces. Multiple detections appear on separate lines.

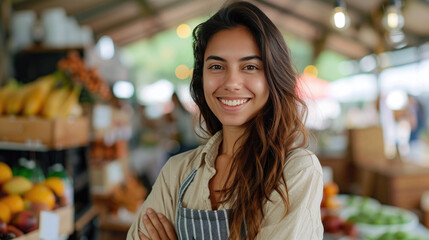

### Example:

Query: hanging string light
xmin=382 ymin=0 xmax=407 ymax=49
xmin=330 ymin=0 xmax=351 ymax=31
xmin=382 ymin=0 xmax=405 ymax=31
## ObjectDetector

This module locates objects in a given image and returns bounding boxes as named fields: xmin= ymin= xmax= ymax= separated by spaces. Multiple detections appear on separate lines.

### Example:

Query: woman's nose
xmin=223 ymin=69 xmax=242 ymax=91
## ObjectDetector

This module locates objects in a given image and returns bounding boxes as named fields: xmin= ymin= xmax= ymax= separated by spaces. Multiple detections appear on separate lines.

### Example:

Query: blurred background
xmin=0 ymin=0 xmax=429 ymax=239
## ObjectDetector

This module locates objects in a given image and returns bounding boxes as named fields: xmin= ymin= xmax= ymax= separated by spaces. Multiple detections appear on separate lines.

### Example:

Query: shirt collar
xmin=199 ymin=130 xmax=223 ymax=169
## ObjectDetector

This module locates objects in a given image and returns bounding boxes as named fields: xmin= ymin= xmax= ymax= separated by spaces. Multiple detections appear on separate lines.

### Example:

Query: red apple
xmin=11 ymin=211 xmax=38 ymax=233
xmin=322 ymin=215 xmax=343 ymax=233
xmin=342 ymin=221 xmax=359 ymax=238
xmin=29 ymin=202 xmax=50 ymax=220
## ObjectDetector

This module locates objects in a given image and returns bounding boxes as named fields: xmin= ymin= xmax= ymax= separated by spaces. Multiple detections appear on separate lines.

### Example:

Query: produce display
xmin=0 ymin=75 xmax=81 ymax=119
xmin=58 ymin=51 xmax=111 ymax=102
xmin=0 ymin=50 xmax=112 ymax=119
xmin=337 ymin=194 xmax=381 ymax=212
xmin=321 ymin=182 xmax=359 ymax=238
xmin=321 ymin=186 xmax=429 ymax=240
xmin=366 ymin=231 xmax=425 ymax=240
xmin=342 ymin=204 xmax=418 ymax=237
xmin=347 ymin=208 xmax=409 ymax=225
xmin=0 ymin=162 xmax=70 ymax=239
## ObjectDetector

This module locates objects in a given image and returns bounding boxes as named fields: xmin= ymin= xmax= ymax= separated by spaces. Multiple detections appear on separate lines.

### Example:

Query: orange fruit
xmin=0 ymin=162 xmax=12 ymax=184
xmin=0 ymin=195 xmax=24 ymax=215
xmin=44 ymin=177 xmax=65 ymax=197
xmin=325 ymin=196 xmax=341 ymax=209
xmin=24 ymin=185 xmax=56 ymax=210
xmin=323 ymin=182 xmax=339 ymax=198
xmin=0 ymin=202 xmax=11 ymax=223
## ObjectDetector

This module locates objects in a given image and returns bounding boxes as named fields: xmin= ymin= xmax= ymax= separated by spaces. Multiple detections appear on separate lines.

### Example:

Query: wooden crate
xmin=0 ymin=116 xmax=89 ymax=149
xmin=15 ymin=205 xmax=74 ymax=240
xmin=348 ymin=126 xmax=386 ymax=164
xmin=358 ymin=161 xmax=429 ymax=209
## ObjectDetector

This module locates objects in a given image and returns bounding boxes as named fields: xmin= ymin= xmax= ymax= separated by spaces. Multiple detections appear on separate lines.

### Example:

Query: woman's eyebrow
xmin=206 ymin=55 xmax=225 ymax=62
xmin=205 ymin=55 xmax=262 ymax=62
xmin=239 ymin=55 xmax=262 ymax=61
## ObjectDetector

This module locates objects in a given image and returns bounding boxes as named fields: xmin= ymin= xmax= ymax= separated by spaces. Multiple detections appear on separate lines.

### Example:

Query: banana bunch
xmin=0 ymin=76 xmax=56 ymax=116
xmin=22 ymin=75 xmax=56 ymax=116
xmin=59 ymin=84 xmax=81 ymax=118
xmin=0 ymin=74 xmax=82 ymax=119
xmin=42 ymin=84 xmax=82 ymax=119
xmin=4 ymin=82 xmax=34 ymax=116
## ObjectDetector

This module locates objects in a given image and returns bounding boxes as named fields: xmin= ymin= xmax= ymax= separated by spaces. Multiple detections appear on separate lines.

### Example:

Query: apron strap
xmin=178 ymin=169 xmax=198 ymax=205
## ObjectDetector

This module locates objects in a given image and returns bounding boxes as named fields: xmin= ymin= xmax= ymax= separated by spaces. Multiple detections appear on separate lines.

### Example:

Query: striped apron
xmin=176 ymin=169 xmax=246 ymax=240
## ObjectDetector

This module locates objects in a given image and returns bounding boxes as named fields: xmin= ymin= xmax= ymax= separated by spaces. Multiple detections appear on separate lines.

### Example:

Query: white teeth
xmin=220 ymin=98 xmax=248 ymax=106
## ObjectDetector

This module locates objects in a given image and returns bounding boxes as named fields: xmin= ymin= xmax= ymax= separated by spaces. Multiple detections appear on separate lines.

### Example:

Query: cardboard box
xmin=15 ymin=205 xmax=74 ymax=240
xmin=0 ymin=116 xmax=89 ymax=149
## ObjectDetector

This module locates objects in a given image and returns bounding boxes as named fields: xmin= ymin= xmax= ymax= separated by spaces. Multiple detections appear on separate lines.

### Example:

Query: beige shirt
xmin=127 ymin=131 xmax=323 ymax=239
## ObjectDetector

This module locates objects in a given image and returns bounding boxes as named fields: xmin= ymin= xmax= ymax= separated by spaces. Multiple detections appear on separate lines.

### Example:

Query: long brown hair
xmin=190 ymin=1 xmax=310 ymax=239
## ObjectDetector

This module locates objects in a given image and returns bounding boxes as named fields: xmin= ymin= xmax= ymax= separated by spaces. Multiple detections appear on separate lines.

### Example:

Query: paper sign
xmin=93 ymin=104 xmax=112 ymax=129
xmin=39 ymin=211 xmax=60 ymax=240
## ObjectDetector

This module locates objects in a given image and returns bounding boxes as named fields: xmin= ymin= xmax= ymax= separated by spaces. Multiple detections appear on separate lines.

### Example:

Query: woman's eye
xmin=209 ymin=65 xmax=223 ymax=70
xmin=244 ymin=65 xmax=258 ymax=70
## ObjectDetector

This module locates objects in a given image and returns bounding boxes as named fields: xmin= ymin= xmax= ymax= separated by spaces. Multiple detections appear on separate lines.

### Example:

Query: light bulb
xmin=382 ymin=1 xmax=404 ymax=31
xmin=113 ymin=81 xmax=134 ymax=99
xmin=330 ymin=1 xmax=351 ymax=30
xmin=97 ymin=36 xmax=115 ymax=60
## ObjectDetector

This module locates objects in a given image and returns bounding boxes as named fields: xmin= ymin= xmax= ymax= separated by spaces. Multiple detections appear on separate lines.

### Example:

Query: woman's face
xmin=203 ymin=26 xmax=269 ymax=129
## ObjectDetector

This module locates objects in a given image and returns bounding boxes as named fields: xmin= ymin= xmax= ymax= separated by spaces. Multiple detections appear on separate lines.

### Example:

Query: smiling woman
xmin=127 ymin=1 xmax=323 ymax=240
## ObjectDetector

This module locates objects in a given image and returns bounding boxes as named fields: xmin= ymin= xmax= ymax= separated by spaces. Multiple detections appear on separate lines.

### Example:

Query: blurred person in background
xmin=127 ymin=1 xmax=323 ymax=239
xmin=168 ymin=92 xmax=202 ymax=155
xmin=406 ymin=94 xmax=425 ymax=143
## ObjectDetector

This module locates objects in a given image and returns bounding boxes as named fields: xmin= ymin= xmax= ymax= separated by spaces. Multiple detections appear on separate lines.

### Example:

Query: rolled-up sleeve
xmin=256 ymin=152 xmax=324 ymax=240
xmin=127 ymin=160 xmax=177 ymax=240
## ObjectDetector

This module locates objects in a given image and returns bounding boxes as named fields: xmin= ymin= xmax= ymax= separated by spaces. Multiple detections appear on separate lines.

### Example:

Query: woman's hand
xmin=138 ymin=208 xmax=178 ymax=240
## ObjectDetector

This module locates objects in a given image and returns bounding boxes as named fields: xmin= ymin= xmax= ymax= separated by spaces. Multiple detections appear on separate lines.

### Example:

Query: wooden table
xmin=357 ymin=160 xmax=429 ymax=210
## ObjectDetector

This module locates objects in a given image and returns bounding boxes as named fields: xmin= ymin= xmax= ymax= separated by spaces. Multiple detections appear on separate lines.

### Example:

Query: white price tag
xmin=93 ymin=104 xmax=112 ymax=129
xmin=107 ymin=160 xmax=124 ymax=184
xmin=39 ymin=211 xmax=60 ymax=240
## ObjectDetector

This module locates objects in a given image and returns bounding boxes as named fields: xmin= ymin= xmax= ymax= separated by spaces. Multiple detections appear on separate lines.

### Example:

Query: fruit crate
xmin=0 ymin=116 xmax=89 ymax=149
xmin=15 ymin=205 xmax=74 ymax=240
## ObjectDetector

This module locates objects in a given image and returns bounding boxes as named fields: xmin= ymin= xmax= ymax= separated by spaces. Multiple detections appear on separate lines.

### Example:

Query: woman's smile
xmin=218 ymin=97 xmax=250 ymax=109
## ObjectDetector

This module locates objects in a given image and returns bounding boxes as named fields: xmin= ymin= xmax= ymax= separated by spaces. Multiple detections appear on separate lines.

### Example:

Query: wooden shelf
xmin=0 ymin=141 xmax=50 ymax=152
xmin=75 ymin=205 xmax=100 ymax=232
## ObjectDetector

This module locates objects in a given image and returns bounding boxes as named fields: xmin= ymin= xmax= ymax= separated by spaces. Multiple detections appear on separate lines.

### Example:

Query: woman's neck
xmin=221 ymin=126 xmax=245 ymax=156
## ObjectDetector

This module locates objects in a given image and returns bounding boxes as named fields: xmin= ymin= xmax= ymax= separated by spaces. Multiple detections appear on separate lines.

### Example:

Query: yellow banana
xmin=59 ymin=85 xmax=81 ymax=118
xmin=33 ymin=75 xmax=57 ymax=88
xmin=42 ymin=86 xmax=70 ymax=119
xmin=6 ymin=83 xmax=33 ymax=116
xmin=0 ymin=80 xmax=19 ymax=115
xmin=22 ymin=75 xmax=56 ymax=116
